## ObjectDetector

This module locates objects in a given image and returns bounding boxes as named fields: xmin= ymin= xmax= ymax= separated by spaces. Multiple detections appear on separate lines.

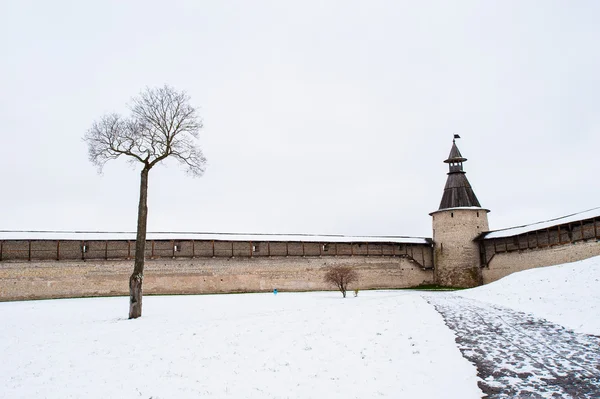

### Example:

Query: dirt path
xmin=427 ymin=294 xmax=600 ymax=399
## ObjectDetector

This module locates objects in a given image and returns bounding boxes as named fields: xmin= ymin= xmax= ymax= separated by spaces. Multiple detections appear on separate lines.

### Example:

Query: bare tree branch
xmin=83 ymin=85 xmax=205 ymax=176
xmin=84 ymin=114 xmax=146 ymax=172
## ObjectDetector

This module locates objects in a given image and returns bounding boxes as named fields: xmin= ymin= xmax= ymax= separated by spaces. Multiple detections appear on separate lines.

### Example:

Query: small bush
xmin=323 ymin=266 xmax=358 ymax=298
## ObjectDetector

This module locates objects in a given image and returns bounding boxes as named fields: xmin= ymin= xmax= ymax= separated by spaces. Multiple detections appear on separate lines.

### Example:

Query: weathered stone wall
xmin=431 ymin=208 xmax=489 ymax=287
xmin=480 ymin=218 xmax=599 ymax=264
xmin=482 ymin=239 xmax=600 ymax=284
xmin=0 ymin=256 xmax=434 ymax=301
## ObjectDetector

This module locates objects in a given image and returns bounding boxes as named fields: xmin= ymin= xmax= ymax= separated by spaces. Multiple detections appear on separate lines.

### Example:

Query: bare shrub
xmin=323 ymin=266 xmax=358 ymax=298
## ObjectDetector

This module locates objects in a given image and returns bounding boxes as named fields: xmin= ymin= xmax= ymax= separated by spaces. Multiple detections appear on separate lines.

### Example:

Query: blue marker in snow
xmin=273 ymin=289 xmax=278 ymax=295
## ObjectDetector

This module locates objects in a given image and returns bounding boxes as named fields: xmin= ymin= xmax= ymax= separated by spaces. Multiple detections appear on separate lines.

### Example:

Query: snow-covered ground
xmin=0 ymin=291 xmax=482 ymax=399
xmin=459 ymin=255 xmax=600 ymax=335
xmin=2 ymin=255 xmax=599 ymax=398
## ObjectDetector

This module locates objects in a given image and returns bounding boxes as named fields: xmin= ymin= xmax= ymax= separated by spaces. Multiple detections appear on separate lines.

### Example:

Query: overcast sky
xmin=1 ymin=1 xmax=599 ymax=238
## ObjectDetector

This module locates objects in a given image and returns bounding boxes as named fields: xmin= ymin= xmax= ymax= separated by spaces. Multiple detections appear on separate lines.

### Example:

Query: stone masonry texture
xmin=0 ymin=256 xmax=434 ymax=301
xmin=432 ymin=208 xmax=489 ymax=288
xmin=483 ymin=239 xmax=600 ymax=284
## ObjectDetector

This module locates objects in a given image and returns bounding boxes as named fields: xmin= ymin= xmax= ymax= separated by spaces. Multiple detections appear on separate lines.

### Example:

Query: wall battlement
xmin=0 ymin=239 xmax=433 ymax=267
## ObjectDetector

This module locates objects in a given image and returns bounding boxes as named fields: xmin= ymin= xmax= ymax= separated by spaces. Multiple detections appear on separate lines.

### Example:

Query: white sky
xmin=1 ymin=1 xmax=599 ymax=238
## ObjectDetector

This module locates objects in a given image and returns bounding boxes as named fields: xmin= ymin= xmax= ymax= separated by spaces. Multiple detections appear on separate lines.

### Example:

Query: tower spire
xmin=438 ymin=136 xmax=482 ymax=210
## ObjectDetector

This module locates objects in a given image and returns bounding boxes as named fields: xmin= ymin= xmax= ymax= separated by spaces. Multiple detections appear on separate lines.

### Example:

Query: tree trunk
xmin=129 ymin=167 xmax=150 ymax=319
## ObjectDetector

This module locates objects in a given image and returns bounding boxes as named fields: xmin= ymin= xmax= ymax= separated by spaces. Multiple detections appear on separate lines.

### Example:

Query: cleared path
xmin=427 ymin=294 xmax=600 ymax=399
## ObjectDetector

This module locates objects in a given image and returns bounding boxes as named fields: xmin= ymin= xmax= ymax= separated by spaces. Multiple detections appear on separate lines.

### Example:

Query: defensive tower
xmin=430 ymin=136 xmax=489 ymax=287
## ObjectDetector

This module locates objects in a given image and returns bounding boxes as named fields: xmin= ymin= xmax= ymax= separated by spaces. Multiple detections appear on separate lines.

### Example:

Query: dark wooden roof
xmin=438 ymin=140 xmax=482 ymax=210
xmin=444 ymin=142 xmax=467 ymax=163
xmin=439 ymin=172 xmax=481 ymax=209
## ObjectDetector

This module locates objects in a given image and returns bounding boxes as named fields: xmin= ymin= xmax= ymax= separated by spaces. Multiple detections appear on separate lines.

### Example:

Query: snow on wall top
xmin=0 ymin=230 xmax=431 ymax=245
xmin=482 ymin=207 xmax=600 ymax=239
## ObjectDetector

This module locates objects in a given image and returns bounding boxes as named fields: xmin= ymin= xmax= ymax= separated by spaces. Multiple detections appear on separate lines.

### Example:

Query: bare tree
xmin=84 ymin=85 xmax=206 ymax=319
xmin=323 ymin=266 xmax=358 ymax=298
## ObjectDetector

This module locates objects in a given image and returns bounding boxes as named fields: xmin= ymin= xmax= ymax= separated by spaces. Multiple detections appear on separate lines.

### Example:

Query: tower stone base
xmin=431 ymin=208 xmax=489 ymax=288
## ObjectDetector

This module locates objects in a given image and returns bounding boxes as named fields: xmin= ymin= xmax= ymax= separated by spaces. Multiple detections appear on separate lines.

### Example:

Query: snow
xmin=482 ymin=207 xmax=600 ymax=239
xmin=2 ymin=255 xmax=599 ymax=397
xmin=0 ymin=291 xmax=481 ymax=399
xmin=0 ymin=230 xmax=430 ymax=245
xmin=459 ymin=255 xmax=600 ymax=335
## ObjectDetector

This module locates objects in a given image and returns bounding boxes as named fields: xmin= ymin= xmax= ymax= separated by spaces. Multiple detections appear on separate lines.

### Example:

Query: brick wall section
xmin=431 ymin=208 xmax=489 ymax=287
xmin=0 ymin=256 xmax=434 ymax=301
xmin=482 ymin=240 xmax=600 ymax=284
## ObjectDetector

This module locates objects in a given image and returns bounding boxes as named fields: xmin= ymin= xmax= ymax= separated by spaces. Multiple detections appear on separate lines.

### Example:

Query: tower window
xmin=451 ymin=212 xmax=454 ymax=218
xmin=477 ymin=211 xmax=479 ymax=217
xmin=252 ymin=244 xmax=260 ymax=253
xmin=322 ymin=244 xmax=330 ymax=252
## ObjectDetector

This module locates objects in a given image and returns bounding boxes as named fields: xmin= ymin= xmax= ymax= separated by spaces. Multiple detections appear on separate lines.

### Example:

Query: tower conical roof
xmin=444 ymin=142 xmax=467 ymax=163
xmin=438 ymin=139 xmax=482 ymax=210
xmin=439 ymin=173 xmax=481 ymax=209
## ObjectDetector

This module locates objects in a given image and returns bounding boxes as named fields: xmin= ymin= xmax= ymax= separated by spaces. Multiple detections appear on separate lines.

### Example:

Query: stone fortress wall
xmin=0 ymin=239 xmax=434 ymax=301
xmin=2 ymin=211 xmax=598 ymax=302
xmin=1 ymin=211 xmax=599 ymax=301
xmin=478 ymin=213 xmax=600 ymax=283
xmin=481 ymin=240 xmax=600 ymax=284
